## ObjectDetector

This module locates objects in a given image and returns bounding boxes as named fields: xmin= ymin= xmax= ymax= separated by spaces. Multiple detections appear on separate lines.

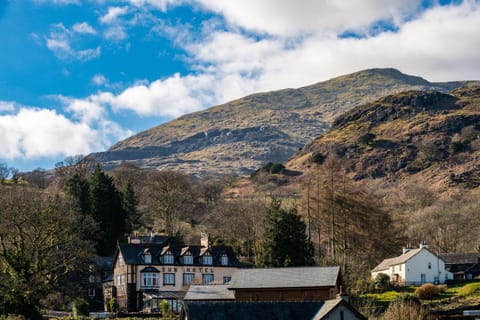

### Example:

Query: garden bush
xmin=415 ymin=283 xmax=440 ymax=299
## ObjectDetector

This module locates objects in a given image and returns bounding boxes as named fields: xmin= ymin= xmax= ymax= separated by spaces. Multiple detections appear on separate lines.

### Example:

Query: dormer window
xmin=183 ymin=252 xmax=193 ymax=265
xmin=221 ymin=254 xmax=228 ymax=266
xmin=163 ymin=252 xmax=174 ymax=264
xmin=203 ymin=252 xmax=213 ymax=265
xmin=144 ymin=252 xmax=152 ymax=264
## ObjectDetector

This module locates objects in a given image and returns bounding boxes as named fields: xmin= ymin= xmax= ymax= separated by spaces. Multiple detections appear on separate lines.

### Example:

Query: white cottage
xmin=371 ymin=243 xmax=452 ymax=285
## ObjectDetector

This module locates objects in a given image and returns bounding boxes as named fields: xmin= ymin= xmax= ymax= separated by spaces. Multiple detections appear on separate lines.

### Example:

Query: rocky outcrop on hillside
xmin=91 ymin=68 xmax=477 ymax=176
xmin=287 ymin=86 xmax=480 ymax=189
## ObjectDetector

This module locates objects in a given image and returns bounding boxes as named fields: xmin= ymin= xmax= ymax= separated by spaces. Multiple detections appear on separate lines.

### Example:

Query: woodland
xmin=1 ymin=150 xmax=479 ymax=317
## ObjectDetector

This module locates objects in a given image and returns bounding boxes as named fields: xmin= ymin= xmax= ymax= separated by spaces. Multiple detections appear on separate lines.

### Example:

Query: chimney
xmin=200 ymin=232 xmax=210 ymax=248
xmin=336 ymin=286 xmax=349 ymax=302
xmin=419 ymin=241 xmax=429 ymax=249
xmin=403 ymin=244 xmax=412 ymax=254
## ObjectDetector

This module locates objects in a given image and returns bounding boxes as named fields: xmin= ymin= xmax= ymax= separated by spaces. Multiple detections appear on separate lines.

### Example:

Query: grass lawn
xmin=359 ymin=282 xmax=480 ymax=311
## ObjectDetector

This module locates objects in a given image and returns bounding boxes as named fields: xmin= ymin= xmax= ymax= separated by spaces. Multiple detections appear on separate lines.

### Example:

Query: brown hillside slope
xmin=91 ymin=68 xmax=476 ymax=176
xmin=286 ymin=86 xmax=480 ymax=193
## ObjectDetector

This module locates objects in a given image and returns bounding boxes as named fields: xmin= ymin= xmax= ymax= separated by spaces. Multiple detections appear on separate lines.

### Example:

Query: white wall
xmin=405 ymin=249 xmax=449 ymax=284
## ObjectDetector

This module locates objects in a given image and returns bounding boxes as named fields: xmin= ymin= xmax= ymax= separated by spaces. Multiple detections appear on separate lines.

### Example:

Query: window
xmin=340 ymin=310 xmax=344 ymax=320
xmin=116 ymin=274 xmax=125 ymax=285
xmin=141 ymin=272 xmax=159 ymax=288
xmin=144 ymin=253 xmax=152 ymax=264
xmin=88 ymin=287 xmax=96 ymax=298
xmin=202 ymin=274 xmax=214 ymax=284
xmin=164 ymin=273 xmax=175 ymax=285
xmin=183 ymin=254 xmax=193 ymax=265
xmin=89 ymin=275 xmax=95 ymax=283
xmin=202 ymin=254 xmax=213 ymax=265
xmin=223 ymin=276 xmax=231 ymax=284
xmin=183 ymin=273 xmax=195 ymax=285
xmin=221 ymin=254 xmax=228 ymax=266
xmin=163 ymin=253 xmax=174 ymax=264
xmin=421 ymin=273 xmax=426 ymax=283
xmin=399 ymin=264 xmax=402 ymax=271
xmin=428 ymin=262 xmax=432 ymax=269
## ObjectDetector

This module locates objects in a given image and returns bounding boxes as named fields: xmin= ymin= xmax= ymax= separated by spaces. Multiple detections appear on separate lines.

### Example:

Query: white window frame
xmin=203 ymin=254 xmax=213 ymax=265
xmin=163 ymin=253 xmax=174 ymax=264
xmin=183 ymin=254 xmax=193 ymax=265
xmin=202 ymin=274 xmax=214 ymax=284
xmin=183 ymin=273 xmax=195 ymax=285
xmin=164 ymin=273 xmax=175 ymax=285
xmin=141 ymin=272 xmax=159 ymax=288
xmin=144 ymin=253 xmax=152 ymax=264
xmin=221 ymin=254 xmax=228 ymax=266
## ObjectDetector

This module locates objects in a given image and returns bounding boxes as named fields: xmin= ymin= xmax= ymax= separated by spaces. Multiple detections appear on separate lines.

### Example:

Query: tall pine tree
xmin=90 ymin=165 xmax=128 ymax=256
xmin=259 ymin=198 xmax=314 ymax=267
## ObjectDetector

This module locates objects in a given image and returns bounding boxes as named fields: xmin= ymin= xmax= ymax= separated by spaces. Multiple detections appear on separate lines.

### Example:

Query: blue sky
xmin=1 ymin=0 xmax=479 ymax=172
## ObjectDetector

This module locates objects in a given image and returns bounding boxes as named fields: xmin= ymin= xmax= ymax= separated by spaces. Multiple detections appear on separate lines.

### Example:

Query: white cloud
xmin=100 ymin=6 xmax=129 ymax=24
xmin=0 ymin=97 xmax=133 ymax=160
xmin=104 ymin=25 xmax=128 ymax=41
xmin=45 ymin=23 xmax=101 ymax=61
xmin=127 ymin=0 xmax=180 ymax=11
xmin=195 ymin=0 xmax=421 ymax=36
xmin=33 ymin=0 xmax=80 ymax=4
xmin=0 ymin=108 xmax=99 ymax=159
xmin=72 ymin=22 xmax=97 ymax=34
xmin=104 ymin=73 xmax=217 ymax=117
xmin=92 ymin=74 xmax=108 ymax=86
xmin=88 ymin=1 xmax=480 ymax=120
xmin=0 ymin=101 xmax=15 ymax=113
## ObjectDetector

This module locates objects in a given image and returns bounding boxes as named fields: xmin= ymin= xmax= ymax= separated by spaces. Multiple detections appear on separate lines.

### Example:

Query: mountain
xmin=91 ymin=68 xmax=475 ymax=176
xmin=286 ymin=86 xmax=480 ymax=190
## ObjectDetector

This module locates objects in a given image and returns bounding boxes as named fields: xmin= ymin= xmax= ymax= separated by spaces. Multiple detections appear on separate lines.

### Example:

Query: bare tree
xmin=0 ymin=162 xmax=9 ymax=183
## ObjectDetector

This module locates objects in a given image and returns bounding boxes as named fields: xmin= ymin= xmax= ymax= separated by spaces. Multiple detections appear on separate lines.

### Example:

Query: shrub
xmin=374 ymin=273 xmax=391 ymax=292
xmin=415 ymin=283 xmax=440 ymax=300
xmin=108 ymin=297 xmax=119 ymax=313
xmin=359 ymin=133 xmax=376 ymax=145
xmin=310 ymin=152 xmax=326 ymax=164
xmin=458 ymin=282 xmax=480 ymax=297
xmin=355 ymin=278 xmax=374 ymax=294
xmin=382 ymin=299 xmax=432 ymax=320
xmin=71 ymin=297 xmax=89 ymax=319
xmin=437 ymin=284 xmax=448 ymax=293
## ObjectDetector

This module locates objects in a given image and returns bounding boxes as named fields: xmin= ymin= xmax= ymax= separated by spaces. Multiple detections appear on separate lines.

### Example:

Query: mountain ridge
xmin=91 ymin=68 xmax=477 ymax=176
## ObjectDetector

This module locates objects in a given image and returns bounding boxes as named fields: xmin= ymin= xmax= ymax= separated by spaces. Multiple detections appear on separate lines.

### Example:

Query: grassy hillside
xmin=92 ymin=68 xmax=476 ymax=176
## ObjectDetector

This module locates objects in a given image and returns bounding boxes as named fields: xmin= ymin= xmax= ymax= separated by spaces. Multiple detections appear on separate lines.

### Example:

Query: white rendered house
xmin=371 ymin=243 xmax=453 ymax=285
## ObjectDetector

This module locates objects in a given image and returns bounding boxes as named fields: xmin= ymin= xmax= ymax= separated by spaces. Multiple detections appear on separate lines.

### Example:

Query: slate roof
xmin=312 ymin=298 xmax=367 ymax=320
xmin=184 ymin=301 xmax=324 ymax=320
xmin=184 ymin=285 xmax=235 ymax=301
xmin=372 ymin=248 xmax=424 ymax=272
xmin=439 ymin=253 xmax=480 ymax=265
xmin=116 ymin=242 xmax=241 ymax=267
xmin=228 ymin=266 xmax=340 ymax=289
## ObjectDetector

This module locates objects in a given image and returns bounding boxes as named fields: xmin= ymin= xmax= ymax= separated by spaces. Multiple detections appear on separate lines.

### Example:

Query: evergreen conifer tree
xmin=259 ymin=198 xmax=314 ymax=267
